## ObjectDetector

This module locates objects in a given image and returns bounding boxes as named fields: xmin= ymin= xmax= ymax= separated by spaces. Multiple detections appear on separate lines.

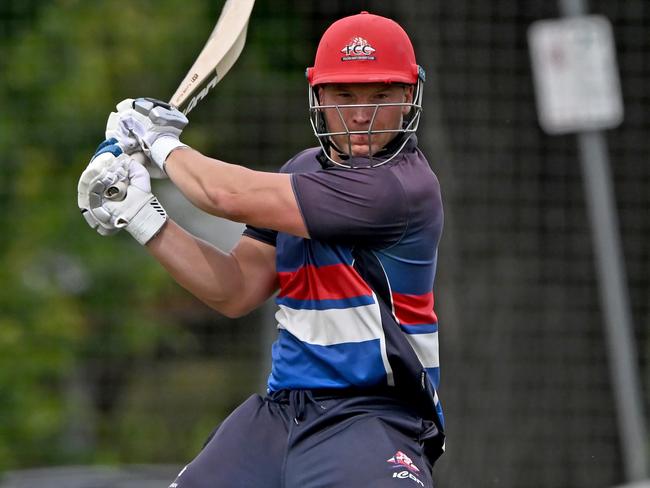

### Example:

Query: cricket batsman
xmin=78 ymin=11 xmax=445 ymax=487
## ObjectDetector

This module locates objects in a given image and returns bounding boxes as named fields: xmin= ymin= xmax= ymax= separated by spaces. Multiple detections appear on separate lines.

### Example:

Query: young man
xmin=78 ymin=11 xmax=445 ymax=487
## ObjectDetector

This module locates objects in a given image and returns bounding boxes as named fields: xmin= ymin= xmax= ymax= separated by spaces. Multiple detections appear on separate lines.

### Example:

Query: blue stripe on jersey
xmin=427 ymin=366 xmax=440 ymax=389
xmin=427 ymin=366 xmax=444 ymax=427
xmin=276 ymin=235 xmax=354 ymax=272
xmin=399 ymin=323 xmax=439 ymax=334
xmin=268 ymin=329 xmax=388 ymax=391
xmin=276 ymin=294 xmax=375 ymax=311
xmin=375 ymin=250 xmax=437 ymax=295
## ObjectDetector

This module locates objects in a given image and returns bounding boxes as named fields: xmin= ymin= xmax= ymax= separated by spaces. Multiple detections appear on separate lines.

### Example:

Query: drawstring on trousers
xmin=269 ymin=389 xmax=325 ymax=425
xmin=290 ymin=389 xmax=319 ymax=424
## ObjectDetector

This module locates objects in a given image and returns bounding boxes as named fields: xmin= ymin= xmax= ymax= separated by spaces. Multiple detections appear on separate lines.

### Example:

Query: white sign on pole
xmin=528 ymin=15 xmax=624 ymax=135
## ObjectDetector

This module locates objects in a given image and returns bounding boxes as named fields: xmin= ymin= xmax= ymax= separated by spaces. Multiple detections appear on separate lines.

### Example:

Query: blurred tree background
xmin=0 ymin=0 xmax=313 ymax=470
xmin=1 ymin=1 xmax=649 ymax=487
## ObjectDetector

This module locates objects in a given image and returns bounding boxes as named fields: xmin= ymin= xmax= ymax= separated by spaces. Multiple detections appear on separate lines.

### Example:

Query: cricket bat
xmin=106 ymin=0 xmax=255 ymax=199
xmin=170 ymin=0 xmax=256 ymax=114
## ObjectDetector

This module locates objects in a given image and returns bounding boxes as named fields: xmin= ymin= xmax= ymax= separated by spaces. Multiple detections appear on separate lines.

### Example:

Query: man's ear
xmin=405 ymin=84 xmax=415 ymax=102
xmin=402 ymin=85 xmax=415 ymax=116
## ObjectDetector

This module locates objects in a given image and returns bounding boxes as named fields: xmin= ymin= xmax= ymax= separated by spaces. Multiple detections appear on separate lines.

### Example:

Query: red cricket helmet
xmin=306 ymin=11 xmax=422 ymax=86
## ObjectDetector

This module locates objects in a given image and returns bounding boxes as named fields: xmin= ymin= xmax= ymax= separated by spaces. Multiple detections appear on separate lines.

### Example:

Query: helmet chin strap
xmin=328 ymin=139 xmax=349 ymax=161
xmin=326 ymin=137 xmax=367 ymax=169
xmin=329 ymin=138 xmax=360 ymax=167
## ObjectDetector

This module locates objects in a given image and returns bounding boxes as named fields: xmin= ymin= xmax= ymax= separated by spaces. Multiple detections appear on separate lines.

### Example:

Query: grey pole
xmin=558 ymin=0 xmax=649 ymax=481
xmin=577 ymin=131 xmax=648 ymax=482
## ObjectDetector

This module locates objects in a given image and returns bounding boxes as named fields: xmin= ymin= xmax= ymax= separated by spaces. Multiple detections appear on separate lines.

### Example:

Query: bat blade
xmin=169 ymin=0 xmax=255 ymax=115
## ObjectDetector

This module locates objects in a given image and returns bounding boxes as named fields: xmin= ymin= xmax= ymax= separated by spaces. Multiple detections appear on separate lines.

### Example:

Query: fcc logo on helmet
xmin=341 ymin=37 xmax=376 ymax=61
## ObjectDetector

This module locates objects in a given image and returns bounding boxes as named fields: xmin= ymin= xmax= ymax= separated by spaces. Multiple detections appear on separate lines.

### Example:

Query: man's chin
xmin=350 ymin=144 xmax=378 ymax=157
xmin=330 ymin=140 xmax=383 ymax=161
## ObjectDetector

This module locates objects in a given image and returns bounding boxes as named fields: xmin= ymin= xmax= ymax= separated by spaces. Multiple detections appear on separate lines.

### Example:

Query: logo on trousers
xmin=393 ymin=470 xmax=425 ymax=486
xmin=387 ymin=450 xmax=421 ymax=473
xmin=388 ymin=451 xmax=424 ymax=486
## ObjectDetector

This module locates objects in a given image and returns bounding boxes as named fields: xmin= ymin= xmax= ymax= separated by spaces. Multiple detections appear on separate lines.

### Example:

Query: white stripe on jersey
xmin=274 ymin=292 xmax=401 ymax=386
xmin=404 ymin=331 xmax=440 ymax=369
xmin=275 ymin=299 xmax=383 ymax=345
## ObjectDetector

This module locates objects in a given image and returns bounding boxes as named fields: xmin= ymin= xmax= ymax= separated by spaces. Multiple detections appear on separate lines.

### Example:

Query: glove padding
xmin=106 ymin=97 xmax=189 ymax=178
xmin=78 ymin=140 xmax=168 ymax=245
xmin=77 ymin=139 xmax=126 ymax=236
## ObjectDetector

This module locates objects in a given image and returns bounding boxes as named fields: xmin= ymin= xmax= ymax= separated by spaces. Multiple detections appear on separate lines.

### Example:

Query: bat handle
xmin=131 ymin=152 xmax=147 ymax=165
xmin=104 ymin=180 xmax=128 ymax=201
xmin=103 ymin=152 xmax=147 ymax=201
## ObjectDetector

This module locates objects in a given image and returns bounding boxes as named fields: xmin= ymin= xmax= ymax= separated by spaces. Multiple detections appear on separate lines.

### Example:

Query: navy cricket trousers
xmin=169 ymin=389 xmax=441 ymax=488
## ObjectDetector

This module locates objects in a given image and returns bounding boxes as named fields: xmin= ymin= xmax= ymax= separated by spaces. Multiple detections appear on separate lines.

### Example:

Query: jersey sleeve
xmin=243 ymin=225 xmax=278 ymax=247
xmin=241 ymin=153 xmax=305 ymax=247
xmin=291 ymin=167 xmax=409 ymax=247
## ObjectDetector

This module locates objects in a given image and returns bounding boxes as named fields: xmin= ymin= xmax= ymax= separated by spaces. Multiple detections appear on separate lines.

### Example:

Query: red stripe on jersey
xmin=392 ymin=291 xmax=438 ymax=325
xmin=278 ymin=264 xmax=373 ymax=300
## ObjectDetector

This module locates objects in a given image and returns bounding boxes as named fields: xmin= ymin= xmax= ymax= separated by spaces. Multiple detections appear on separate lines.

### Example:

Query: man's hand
xmin=105 ymin=98 xmax=189 ymax=178
xmin=78 ymin=140 xmax=168 ymax=245
xmin=77 ymin=139 xmax=126 ymax=236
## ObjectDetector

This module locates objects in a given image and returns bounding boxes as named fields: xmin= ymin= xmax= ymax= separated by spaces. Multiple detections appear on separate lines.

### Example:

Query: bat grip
xmin=104 ymin=152 xmax=147 ymax=201
xmin=104 ymin=181 xmax=128 ymax=201
xmin=130 ymin=152 xmax=147 ymax=166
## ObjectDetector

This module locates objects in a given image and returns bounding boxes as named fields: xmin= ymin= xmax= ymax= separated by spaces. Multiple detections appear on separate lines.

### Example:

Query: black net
xmin=1 ymin=1 xmax=648 ymax=487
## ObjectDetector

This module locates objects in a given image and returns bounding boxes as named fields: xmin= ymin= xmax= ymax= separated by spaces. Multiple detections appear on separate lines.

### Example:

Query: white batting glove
xmin=78 ymin=140 xmax=168 ymax=245
xmin=106 ymin=97 xmax=189 ymax=178
xmin=78 ymin=140 xmax=126 ymax=236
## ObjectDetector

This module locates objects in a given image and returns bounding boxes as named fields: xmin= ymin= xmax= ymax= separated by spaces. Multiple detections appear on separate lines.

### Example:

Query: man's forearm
xmin=164 ymin=147 xmax=249 ymax=218
xmin=145 ymin=219 xmax=245 ymax=315
xmin=163 ymin=147 xmax=308 ymax=237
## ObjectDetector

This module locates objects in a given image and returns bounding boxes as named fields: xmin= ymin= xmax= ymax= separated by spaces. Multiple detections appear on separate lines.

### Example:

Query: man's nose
xmin=349 ymin=104 xmax=376 ymax=125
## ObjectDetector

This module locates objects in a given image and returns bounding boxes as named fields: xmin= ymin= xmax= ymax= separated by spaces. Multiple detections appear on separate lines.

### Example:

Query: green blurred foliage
xmin=0 ymin=0 xmax=252 ymax=470
xmin=0 ymin=0 xmax=315 ymax=471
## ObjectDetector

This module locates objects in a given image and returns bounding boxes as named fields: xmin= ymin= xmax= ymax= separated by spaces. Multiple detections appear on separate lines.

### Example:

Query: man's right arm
xmin=145 ymin=219 xmax=278 ymax=318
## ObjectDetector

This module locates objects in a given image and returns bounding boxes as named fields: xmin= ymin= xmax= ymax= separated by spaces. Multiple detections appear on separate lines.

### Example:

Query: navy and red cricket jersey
xmin=244 ymin=136 xmax=444 ymax=427
xmin=170 ymin=137 xmax=446 ymax=488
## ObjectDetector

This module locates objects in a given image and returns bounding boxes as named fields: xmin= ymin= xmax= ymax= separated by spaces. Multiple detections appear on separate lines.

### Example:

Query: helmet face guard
xmin=308 ymin=78 xmax=424 ymax=167
xmin=306 ymin=12 xmax=425 ymax=168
